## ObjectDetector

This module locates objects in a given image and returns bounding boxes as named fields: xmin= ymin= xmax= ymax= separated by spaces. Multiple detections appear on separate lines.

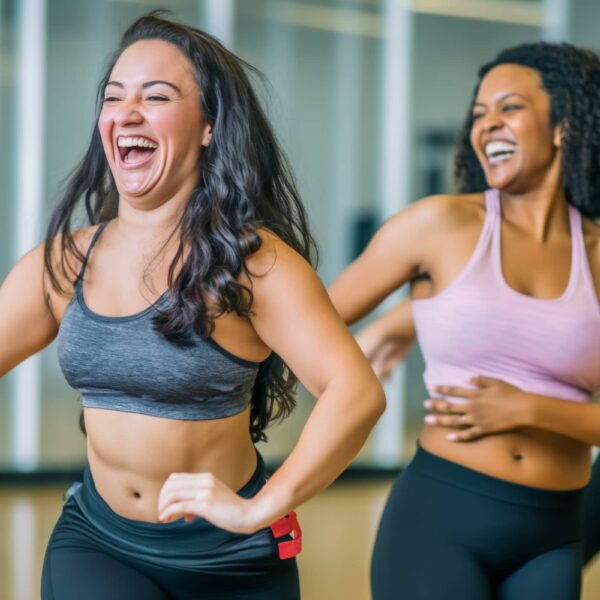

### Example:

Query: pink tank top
xmin=412 ymin=189 xmax=600 ymax=403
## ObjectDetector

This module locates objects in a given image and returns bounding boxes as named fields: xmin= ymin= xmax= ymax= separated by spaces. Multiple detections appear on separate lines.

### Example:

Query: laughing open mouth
xmin=484 ymin=141 xmax=516 ymax=165
xmin=117 ymin=136 xmax=158 ymax=165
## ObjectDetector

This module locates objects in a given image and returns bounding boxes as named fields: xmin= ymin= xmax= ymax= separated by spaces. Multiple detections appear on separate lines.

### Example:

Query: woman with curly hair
xmin=0 ymin=12 xmax=385 ymax=599
xmin=330 ymin=42 xmax=600 ymax=599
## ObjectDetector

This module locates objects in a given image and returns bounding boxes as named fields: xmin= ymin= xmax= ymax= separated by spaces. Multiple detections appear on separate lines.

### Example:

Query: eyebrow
xmin=105 ymin=80 xmax=182 ymax=94
xmin=473 ymin=92 xmax=530 ymax=108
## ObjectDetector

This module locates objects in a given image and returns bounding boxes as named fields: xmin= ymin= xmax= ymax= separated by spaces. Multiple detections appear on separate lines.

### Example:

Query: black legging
xmin=584 ymin=456 xmax=600 ymax=565
xmin=42 ymin=455 xmax=300 ymax=600
xmin=371 ymin=445 xmax=583 ymax=600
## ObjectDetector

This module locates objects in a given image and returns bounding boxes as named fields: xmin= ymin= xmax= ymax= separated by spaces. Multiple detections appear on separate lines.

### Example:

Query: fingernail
xmin=446 ymin=433 xmax=458 ymax=441
xmin=423 ymin=400 xmax=432 ymax=409
xmin=424 ymin=415 xmax=436 ymax=424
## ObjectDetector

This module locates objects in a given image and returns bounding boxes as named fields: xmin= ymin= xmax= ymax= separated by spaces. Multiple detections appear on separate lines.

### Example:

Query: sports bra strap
xmin=75 ymin=223 xmax=107 ymax=285
xmin=484 ymin=188 xmax=500 ymax=216
xmin=568 ymin=206 xmax=584 ymax=270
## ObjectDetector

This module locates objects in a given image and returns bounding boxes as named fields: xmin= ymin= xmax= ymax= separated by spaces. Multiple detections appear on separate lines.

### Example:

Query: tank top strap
xmin=569 ymin=205 xmax=597 ymax=296
xmin=481 ymin=187 xmax=500 ymax=253
xmin=435 ymin=190 xmax=498 ymax=289
xmin=75 ymin=223 xmax=107 ymax=286
xmin=486 ymin=188 xmax=507 ymax=274
xmin=484 ymin=187 xmax=501 ymax=218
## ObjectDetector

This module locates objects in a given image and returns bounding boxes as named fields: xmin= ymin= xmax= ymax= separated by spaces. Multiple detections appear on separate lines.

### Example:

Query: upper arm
xmin=328 ymin=195 xmax=456 ymax=325
xmin=247 ymin=236 xmax=379 ymax=399
xmin=0 ymin=244 xmax=59 ymax=377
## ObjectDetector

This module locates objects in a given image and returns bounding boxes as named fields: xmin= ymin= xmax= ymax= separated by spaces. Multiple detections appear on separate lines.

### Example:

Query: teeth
xmin=485 ymin=141 xmax=516 ymax=162
xmin=117 ymin=136 xmax=158 ymax=149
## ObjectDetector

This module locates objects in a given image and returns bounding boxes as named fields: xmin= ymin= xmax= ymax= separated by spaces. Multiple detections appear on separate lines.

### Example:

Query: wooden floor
xmin=2 ymin=480 xmax=600 ymax=600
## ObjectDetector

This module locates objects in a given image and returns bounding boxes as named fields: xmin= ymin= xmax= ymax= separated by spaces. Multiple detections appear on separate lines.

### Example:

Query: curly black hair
xmin=44 ymin=12 xmax=318 ymax=442
xmin=454 ymin=42 xmax=600 ymax=220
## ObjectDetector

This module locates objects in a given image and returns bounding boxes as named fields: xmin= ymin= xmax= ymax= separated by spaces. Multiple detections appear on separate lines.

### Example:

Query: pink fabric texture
xmin=412 ymin=189 xmax=600 ymax=403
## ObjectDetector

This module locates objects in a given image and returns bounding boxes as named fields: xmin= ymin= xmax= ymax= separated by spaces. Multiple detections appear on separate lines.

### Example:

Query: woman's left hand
xmin=424 ymin=376 xmax=533 ymax=442
xmin=158 ymin=472 xmax=258 ymax=534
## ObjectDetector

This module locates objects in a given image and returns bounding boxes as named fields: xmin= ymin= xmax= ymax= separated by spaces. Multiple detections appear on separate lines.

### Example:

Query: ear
xmin=201 ymin=123 xmax=212 ymax=148
xmin=553 ymin=122 xmax=564 ymax=148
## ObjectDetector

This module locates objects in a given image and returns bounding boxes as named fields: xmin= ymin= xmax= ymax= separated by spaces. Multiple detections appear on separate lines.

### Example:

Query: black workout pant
xmin=372 ymin=445 xmax=583 ymax=600
xmin=42 ymin=456 xmax=300 ymax=600
xmin=584 ymin=456 xmax=600 ymax=565
xmin=42 ymin=528 xmax=299 ymax=600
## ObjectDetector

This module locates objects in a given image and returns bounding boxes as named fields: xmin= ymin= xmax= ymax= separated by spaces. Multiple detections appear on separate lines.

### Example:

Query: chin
xmin=116 ymin=175 xmax=159 ymax=198
xmin=483 ymin=170 xmax=518 ymax=191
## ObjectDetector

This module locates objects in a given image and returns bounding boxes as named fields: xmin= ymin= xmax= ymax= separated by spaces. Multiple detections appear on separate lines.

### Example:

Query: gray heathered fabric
xmin=56 ymin=224 xmax=259 ymax=420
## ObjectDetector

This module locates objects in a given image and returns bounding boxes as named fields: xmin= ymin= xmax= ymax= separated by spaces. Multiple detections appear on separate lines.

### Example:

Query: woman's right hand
xmin=356 ymin=330 xmax=413 ymax=380
xmin=355 ymin=299 xmax=417 ymax=380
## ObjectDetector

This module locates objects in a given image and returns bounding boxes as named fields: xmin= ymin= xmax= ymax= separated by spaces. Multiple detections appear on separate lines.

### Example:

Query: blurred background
xmin=1 ymin=0 xmax=599 ymax=598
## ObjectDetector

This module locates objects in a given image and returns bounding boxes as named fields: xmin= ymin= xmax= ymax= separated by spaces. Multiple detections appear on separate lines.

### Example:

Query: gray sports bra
xmin=57 ymin=223 xmax=260 ymax=420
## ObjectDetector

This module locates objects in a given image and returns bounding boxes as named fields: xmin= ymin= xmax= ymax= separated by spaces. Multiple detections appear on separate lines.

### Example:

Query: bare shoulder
xmin=385 ymin=192 xmax=486 ymax=234
xmin=581 ymin=215 xmax=600 ymax=266
xmin=17 ymin=223 xmax=104 ymax=286
xmin=581 ymin=215 xmax=600 ymax=238
xmin=44 ymin=224 xmax=103 ymax=313
xmin=414 ymin=192 xmax=485 ymax=219
xmin=244 ymin=228 xmax=313 ymax=282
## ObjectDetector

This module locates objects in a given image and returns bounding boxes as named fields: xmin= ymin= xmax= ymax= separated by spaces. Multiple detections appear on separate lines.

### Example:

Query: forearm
xmin=247 ymin=375 xmax=385 ymax=530
xmin=369 ymin=300 xmax=416 ymax=344
xmin=526 ymin=393 xmax=600 ymax=445
xmin=328 ymin=273 xmax=382 ymax=326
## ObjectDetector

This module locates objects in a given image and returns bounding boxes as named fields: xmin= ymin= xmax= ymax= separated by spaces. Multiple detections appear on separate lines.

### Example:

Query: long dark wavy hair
xmin=454 ymin=42 xmax=600 ymax=220
xmin=44 ymin=12 xmax=318 ymax=442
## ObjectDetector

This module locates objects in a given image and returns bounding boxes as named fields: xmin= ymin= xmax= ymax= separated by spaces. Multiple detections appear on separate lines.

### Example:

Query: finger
xmin=434 ymin=385 xmax=478 ymax=398
xmin=423 ymin=399 xmax=470 ymax=414
xmin=158 ymin=488 xmax=209 ymax=515
xmin=373 ymin=363 xmax=391 ymax=380
xmin=378 ymin=351 xmax=405 ymax=380
xmin=446 ymin=426 xmax=485 ymax=442
xmin=159 ymin=500 xmax=206 ymax=523
xmin=371 ymin=356 xmax=390 ymax=379
xmin=165 ymin=472 xmax=214 ymax=483
xmin=425 ymin=414 xmax=471 ymax=428
xmin=469 ymin=376 xmax=494 ymax=388
xmin=158 ymin=476 xmax=216 ymax=511
xmin=159 ymin=475 xmax=216 ymax=502
xmin=372 ymin=342 xmax=402 ymax=369
xmin=161 ymin=477 xmax=216 ymax=495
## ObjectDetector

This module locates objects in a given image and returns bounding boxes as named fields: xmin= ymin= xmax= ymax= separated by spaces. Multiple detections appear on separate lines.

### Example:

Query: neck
xmin=114 ymin=181 xmax=196 ymax=246
xmin=499 ymin=159 xmax=570 ymax=242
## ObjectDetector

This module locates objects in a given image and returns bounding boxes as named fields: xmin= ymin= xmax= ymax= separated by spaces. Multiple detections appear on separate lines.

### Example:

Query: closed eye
xmin=146 ymin=95 xmax=169 ymax=102
xmin=103 ymin=96 xmax=121 ymax=103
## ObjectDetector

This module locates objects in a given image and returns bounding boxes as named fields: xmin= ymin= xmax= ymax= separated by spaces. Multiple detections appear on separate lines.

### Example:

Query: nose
xmin=478 ymin=111 xmax=503 ymax=133
xmin=113 ymin=98 xmax=144 ymax=127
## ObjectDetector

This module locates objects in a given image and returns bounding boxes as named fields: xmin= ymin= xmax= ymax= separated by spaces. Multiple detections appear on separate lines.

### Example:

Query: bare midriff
xmin=420 ymin=424 xmax=591 ymax=490
xmin=84 ymin=406 xmax=258 ymax=522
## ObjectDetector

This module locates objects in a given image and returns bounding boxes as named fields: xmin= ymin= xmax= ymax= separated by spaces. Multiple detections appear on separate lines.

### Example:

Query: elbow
xmin=366 ymin=375 xmax=387 ymax=421
xmin=375 ymin=383 xmax=387 ymax=418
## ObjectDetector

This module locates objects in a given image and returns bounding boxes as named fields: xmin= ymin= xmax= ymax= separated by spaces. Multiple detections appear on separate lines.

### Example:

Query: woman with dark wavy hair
xmin=329 ymin=42 xmax=600 ymax=598
xmin=0 ymin=12 xmax=385 ymax=599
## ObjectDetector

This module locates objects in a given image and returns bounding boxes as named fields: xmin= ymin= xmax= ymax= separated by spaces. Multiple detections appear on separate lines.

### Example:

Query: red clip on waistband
xmin=269 ymin=511 xmax=302 ymax=559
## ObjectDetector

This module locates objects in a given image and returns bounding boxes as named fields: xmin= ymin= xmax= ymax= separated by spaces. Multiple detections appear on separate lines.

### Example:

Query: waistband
xmin=69 ymin=451 xmax=271 ymax=563
xmin=408 ymin=444 xmax=584 ymax=510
